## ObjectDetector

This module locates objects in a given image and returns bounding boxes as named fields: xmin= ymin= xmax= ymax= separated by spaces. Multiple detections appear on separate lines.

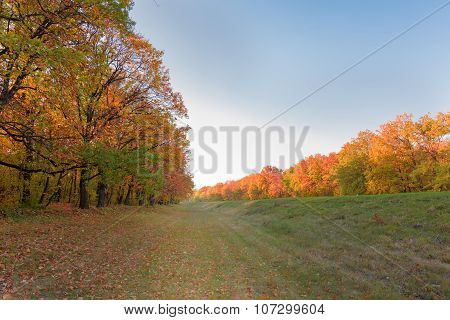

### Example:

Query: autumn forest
xmin=195 ymin=113 xmax=449 ymax=201
xmin=0 ymin=0 xmax=193 ymax=209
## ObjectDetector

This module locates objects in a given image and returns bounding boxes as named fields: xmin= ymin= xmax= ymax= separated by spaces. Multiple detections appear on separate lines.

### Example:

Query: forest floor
xmin=0 ymin=191 xmax=449 ymax=299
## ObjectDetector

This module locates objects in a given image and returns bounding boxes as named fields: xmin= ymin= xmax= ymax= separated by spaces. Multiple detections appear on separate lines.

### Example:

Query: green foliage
xmin=336 ymin=157 xmax=367 ymax=195
xmin=81 ymin=143 xmax=160 ymax=185
xmin=432 ymin=161 xmax=450 ymax=191
xmin=94 ymin=0 xmax=135 ymax=31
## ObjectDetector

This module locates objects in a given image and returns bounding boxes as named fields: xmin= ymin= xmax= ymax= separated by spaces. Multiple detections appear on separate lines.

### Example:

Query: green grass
xmin=186 ymin=192 xmax=449 ymax=299
xmin=1 ymin=192 xmax=449 ymax=299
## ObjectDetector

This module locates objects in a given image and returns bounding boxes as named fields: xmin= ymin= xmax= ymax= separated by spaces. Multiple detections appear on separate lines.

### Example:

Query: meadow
xmin=1 ymin=191 xmax=448 ymax=299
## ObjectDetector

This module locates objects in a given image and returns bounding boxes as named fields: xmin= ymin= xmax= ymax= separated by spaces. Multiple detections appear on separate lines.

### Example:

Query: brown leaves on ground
xmin=0 ymin=206 xmax=154 ymax=299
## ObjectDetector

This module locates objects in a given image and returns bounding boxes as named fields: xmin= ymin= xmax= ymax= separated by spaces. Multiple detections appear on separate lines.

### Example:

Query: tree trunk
xmin=38 ymin=176 xmax=50 ymax=205
xmin=79 ymin=168 xmax=90 ymax=209
xmin=137 ymin=191 xmax=144 ymax=206
xmin=117 ymin=186 xmax=124 ymax=205
xmin=20 ymin=171 xmax=32 ymax=206
xmin=46 ymin=173 xmax=63 ymax=207
xmin=124 ymin=185 xmax=132 ymax=205
xmin=96 ymin=181 xmax=107 ymax=208
xmin=107 ymin=187 xmax=114 ymax=206
xmin=148 ymin=194 xmax=155 ymax=206
xmin=68 ymin=172 xmax=77 ymax=204
xmin=68 ymin=174 xmax=73 ymax=204
xmin=53 ymin=173 xmax=63 ymax=202
xmin=20 ymin=149 xmax=34 ymax=207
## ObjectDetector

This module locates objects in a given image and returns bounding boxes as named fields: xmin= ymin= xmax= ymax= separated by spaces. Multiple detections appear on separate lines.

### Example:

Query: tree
xmin=335 ymin=131 xmax=373 ymax=195
xmin=411 ymin=112 xmax=449 ymax=191
xmin=46 ymin=28 xmax=187 ymax=208
xmin=283 ymin=153 xmax=338 ymax=197
xmin=259 ymin=166 xmax=285 ymax=198
xmin=0 ymin=0 xmax=133 ymax=111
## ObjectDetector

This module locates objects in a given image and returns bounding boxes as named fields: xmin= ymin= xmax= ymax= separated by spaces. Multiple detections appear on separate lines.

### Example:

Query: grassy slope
xmin=188 ymin=192 xmax=449 ymax=299
xmin=0 ymin=191 xmax=449 ymax=299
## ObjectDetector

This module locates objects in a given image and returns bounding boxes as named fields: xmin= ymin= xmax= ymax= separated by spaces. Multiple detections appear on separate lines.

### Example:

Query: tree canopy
xmin=0 ymin=0 xmax=193 ymax=208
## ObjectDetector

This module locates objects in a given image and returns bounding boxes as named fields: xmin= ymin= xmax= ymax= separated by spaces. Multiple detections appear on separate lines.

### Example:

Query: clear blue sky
xmin=131 ymin=0 xmax=450 ymax=187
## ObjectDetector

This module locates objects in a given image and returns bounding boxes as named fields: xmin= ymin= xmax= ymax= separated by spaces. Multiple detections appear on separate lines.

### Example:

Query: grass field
xmin=1 ymin=192 xmax=449 ymax=299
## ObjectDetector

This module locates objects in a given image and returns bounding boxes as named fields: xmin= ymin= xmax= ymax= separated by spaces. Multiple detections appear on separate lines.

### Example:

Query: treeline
xmin=0 ymin=1 xmax=193 ymax=209
xmin=195 ymin=113 xmax=449 ymax=200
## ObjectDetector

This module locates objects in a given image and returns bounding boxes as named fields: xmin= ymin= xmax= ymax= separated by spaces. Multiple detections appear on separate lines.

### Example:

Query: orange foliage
xmin=195 ymin=112 xmax=449 ymax=200
xmin=283 ymin=153 xmax=338 ymax=197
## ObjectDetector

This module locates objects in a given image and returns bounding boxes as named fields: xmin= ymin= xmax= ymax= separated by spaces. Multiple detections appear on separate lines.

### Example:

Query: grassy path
xmin=130 ymin=204 xmax=290 ymax=299
xmin=1 ymin=192 xmax=449 ymax=299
